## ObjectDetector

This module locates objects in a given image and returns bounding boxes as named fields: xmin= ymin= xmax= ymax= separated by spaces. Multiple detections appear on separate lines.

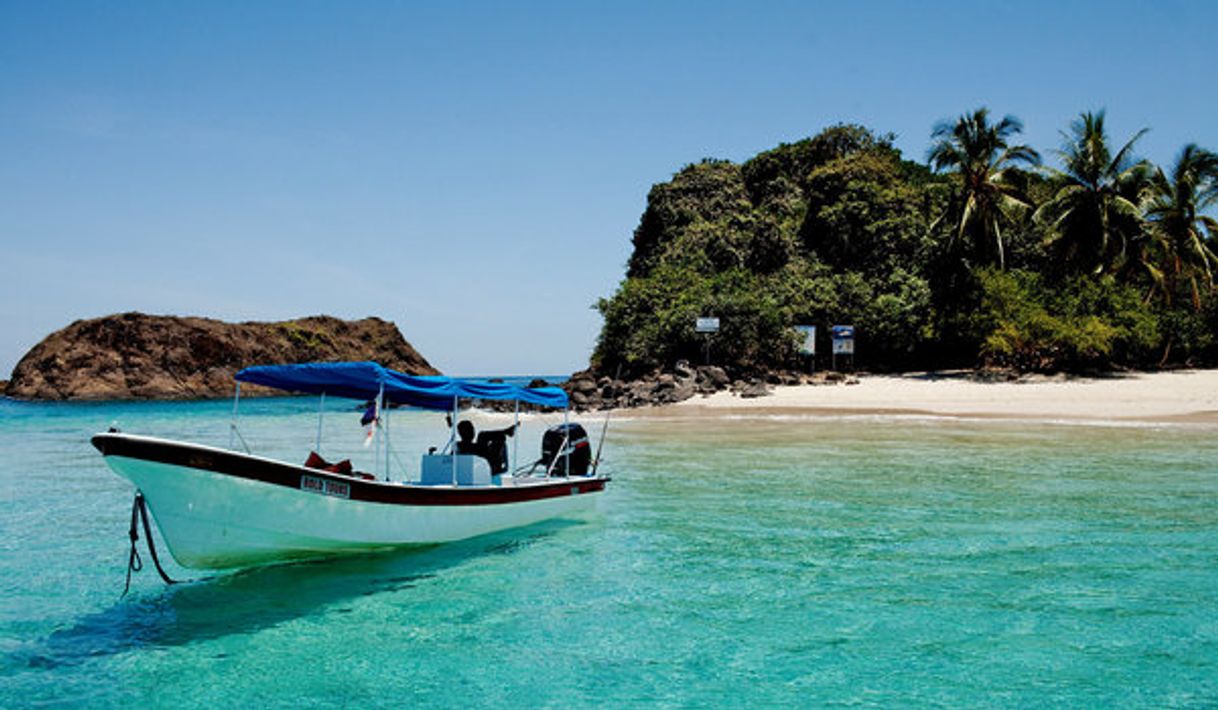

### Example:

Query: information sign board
xmin=831 ymin=325 xmax=855 ymax=355
xmin=795 ymin=325 xmax=816 ymax=356
xmin=695 ymin=317 xmax=720 ymax=334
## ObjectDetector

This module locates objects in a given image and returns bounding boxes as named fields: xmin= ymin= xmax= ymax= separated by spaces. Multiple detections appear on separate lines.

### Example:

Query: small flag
xmin=361 ymin=400 xmax=379 ymax=447
xmin=360 ymin=402 xmax=378 ymax=427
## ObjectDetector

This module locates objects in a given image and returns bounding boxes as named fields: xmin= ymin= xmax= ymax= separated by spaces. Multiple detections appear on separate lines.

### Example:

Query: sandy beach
xmin=635 ymin=369 xmax=1218 ymax=424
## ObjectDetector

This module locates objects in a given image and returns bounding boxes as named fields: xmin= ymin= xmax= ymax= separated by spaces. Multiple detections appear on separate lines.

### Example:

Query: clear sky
xmin=2 ymin=1 xmax=1215 ymax=377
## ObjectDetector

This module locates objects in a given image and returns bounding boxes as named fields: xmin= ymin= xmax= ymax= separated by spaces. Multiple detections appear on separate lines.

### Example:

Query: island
xmin=4 ymin=313 xmax=437 ymax=400
xmin=564 ymin=115 xmax=1218 ymax=409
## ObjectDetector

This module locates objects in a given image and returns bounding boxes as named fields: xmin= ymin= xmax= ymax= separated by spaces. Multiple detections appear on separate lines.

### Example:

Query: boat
xmin=92 ymin=362 xmax=609 ymax=571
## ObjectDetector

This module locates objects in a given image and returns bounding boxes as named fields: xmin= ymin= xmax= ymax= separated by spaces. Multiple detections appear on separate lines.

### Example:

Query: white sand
xmin=655 ymin=369 xmax=1218 ymax=424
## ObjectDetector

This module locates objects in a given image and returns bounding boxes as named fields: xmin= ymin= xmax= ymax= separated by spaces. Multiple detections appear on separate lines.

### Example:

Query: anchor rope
xmin=122 ymin=492 xmax=208 ymax=595
xmin=123 ymin=497 xmax=144 ymax=596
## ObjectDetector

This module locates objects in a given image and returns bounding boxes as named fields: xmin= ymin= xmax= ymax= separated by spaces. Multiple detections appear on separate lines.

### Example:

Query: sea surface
xmin=1 ymin=396 xmax=1216 ymax=707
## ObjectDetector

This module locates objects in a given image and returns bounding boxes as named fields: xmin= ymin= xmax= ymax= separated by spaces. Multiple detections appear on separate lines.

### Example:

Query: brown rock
xmin=570 ymin=376 xmax=598 ymax=394
xmin=739 ymin=380 xmax=770 ymax=398
xmin=5 ymin=313 xmax=438 ymax=401
xmin=699 ymin=366 xmax=730 ymax=387
xmin=671 ymin=380 xmax=696 ymax=402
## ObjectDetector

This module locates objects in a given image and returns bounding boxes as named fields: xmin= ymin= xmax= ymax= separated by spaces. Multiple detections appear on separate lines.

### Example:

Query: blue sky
xmin=2 ymin=1 xmax=1215 ymax=377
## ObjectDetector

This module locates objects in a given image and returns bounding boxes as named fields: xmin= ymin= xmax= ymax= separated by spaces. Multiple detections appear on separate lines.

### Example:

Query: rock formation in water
xmin=4 ymin=313 xmax=439 ymax=400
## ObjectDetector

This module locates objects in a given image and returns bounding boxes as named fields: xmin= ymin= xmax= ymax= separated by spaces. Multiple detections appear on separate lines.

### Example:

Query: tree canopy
xmin=928 ymin=108 xmax=1040 ymax=269
xmin=592 ymin=114 xmax=1218 ymax=376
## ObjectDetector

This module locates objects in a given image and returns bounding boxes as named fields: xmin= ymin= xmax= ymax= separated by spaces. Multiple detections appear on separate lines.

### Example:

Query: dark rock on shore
xmin=560 ymin=360 xmax=872 ymax=411
xmin=5 ymin=313 xmax=439 ymax=401
xmin=561 ymin=361 xmax=737 ymax=410
xmin=736 ymin=380 xmax=771 ymax=398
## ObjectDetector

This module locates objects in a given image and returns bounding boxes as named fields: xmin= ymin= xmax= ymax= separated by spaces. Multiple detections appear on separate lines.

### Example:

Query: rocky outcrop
xmin=562 ymin=360 xmax=859 ymax=410
xmin=5 ymin=313 xmax=439 ymax=400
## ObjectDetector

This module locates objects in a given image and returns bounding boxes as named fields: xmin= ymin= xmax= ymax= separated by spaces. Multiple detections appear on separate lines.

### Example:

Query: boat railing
xmin=226 ymin=366 xmax=586 ymax=486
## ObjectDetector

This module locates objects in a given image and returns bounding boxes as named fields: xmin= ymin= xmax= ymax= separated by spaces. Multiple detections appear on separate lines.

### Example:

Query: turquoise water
xmin=1 ymin=398 xmax=1217 ymax=707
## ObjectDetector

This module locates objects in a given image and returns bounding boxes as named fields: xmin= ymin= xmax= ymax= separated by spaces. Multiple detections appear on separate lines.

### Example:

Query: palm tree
xmin=928 ymin=108 xmax=1041 ymax=269
xmin=1035 ymin=111 xmax=1152 ymax=274
xmin=1143 ymin=143 xmax=1218 ymax=309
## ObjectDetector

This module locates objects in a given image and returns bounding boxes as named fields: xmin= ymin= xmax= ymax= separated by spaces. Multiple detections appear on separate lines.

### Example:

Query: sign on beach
xmin=696 ymin=317 xmax=720 ymax=364
xmin=831 ymin=325 xmax=854 ymax=371
xmin=795 ymin=325 xmax=816 ymax=356
xmin=831 ymin=325 xmax=854 ymax=354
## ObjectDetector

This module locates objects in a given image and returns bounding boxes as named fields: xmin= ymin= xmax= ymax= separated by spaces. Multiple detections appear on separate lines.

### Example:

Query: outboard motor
xmin=541 ymin=423 xmax=591 ymax=476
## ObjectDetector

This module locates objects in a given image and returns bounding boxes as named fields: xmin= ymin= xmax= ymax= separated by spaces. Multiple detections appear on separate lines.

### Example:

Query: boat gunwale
xmin=92 ymin=432 xmax=609 ymax=507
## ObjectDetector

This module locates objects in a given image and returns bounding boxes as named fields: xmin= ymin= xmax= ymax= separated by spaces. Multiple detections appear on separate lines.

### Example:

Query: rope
xmin=387 ymin=440 xmax=414 ymax=482
xmin=545 ymin=432 xmax=570 ymax=477
xmin=122 ymin=492 xmax=209 ymax=596
xmin=591 ymin=365 xmax=621 ymax=476
xmin=122 ymin=497 xmax=144 ymax=596
xmin=513 ymin=458 xmax=545 ymax=477
xmin=230 ymin=423 xmax=252 ymax=454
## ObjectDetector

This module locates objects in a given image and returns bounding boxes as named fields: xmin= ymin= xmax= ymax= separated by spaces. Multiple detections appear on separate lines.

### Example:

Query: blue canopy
xmin=234 ymin=362 xmax=568 ymax=411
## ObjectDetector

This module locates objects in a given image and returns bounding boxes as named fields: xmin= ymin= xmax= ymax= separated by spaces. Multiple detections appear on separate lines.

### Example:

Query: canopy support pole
xmin=451 ymin=396 xmax=459 ymax=486
xmin=375 ymin=382 xmax=384 ymax=480
xmin=563 ymin=406 xmax=571 ymax=479
xmin=315 ymin=391 xmax=326 ymax=454
xmin=512 ymin=399 xmax=520 ymax=480
xmin=383 ymin=399 xmax=390 ymax=482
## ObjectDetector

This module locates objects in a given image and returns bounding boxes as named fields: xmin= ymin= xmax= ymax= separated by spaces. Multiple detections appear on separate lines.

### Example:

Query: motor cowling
xmin=541 ymin=423 xmax=591 ymax=476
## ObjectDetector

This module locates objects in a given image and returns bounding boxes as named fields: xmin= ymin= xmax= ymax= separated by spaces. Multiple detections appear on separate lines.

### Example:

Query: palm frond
xmin=1109 ymin=127 xmax=1150 ymax=174
xmin=925 ymin=107 xmax=1034 ymax=268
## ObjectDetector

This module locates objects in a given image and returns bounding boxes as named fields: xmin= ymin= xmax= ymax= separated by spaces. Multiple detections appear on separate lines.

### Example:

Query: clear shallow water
xmin=1 ymin=398 xmax=1216 ymax=707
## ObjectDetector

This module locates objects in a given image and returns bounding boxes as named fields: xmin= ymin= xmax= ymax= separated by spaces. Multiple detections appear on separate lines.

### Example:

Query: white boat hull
xmin=95 ymin=434 xmax=607 ymax=569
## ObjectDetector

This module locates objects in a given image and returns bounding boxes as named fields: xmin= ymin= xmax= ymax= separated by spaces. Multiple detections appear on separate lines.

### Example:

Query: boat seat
xmin=305 ymin=451 xmax=351 ymax=473
xmin=418 ymin=454 xmax=492 ymax=486
xmin=304 ymin=452 xmax=377 ymax=481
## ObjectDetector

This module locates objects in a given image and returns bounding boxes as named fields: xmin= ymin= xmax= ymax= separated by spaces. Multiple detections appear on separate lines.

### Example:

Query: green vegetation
xmin=277 ymin=321 xmax=333 ymax=354
xmin=927 ymin=108 xmax=1039 ymax=269
xmin=593 ymin=114 xmax=1218 ymax=375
